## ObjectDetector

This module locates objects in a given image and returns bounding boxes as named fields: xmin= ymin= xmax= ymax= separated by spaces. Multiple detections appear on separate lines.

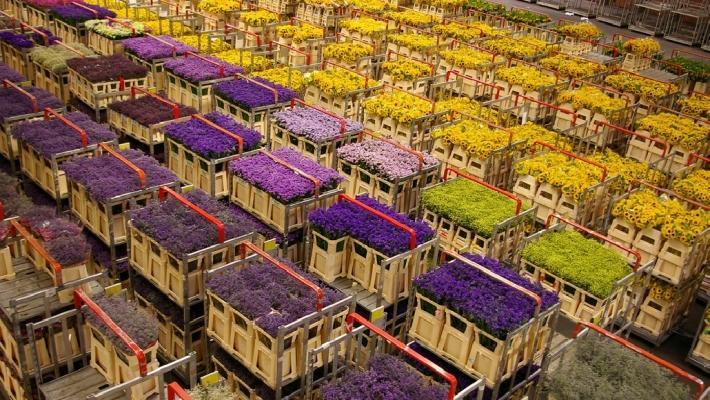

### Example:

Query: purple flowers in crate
xmin=16 ymin=205 xmax=90 ymax=265
xmin=413 ymin=253 xmax=558 ymax=339
xmin=205 ymin=258 xmax=345 ymax=336
xmin=272 ymin=106 xmax=362 ymax=143
xmin=337 ymin=140 xmax=439 ymax=181
xmin=0 ymin=171 xmax=33 ymax=217
xmin=32 ymin=27 xmax=59 ymax=45
xmin=0 ymin=63 xmax=25 ymax=83
xmin=230 ymin=148 xmax=342 ymax=204
xmin=321 ymin=354 xmax=448 ymax=400
xmin=122 ymin=35 xmax=195 ymax=61
xmin=25 ymin=0 xmax=68 ymax=9
xmin=108 ymin=93 xmax=197 ymax=127
xmin=66 ymin=55 xmax=148 ymax=83
xmin=309 ymin=195 xmax=434 ymax=257
xmin=0 ymin=31 xmax=34 ymax=49
xmin=12 ymin=111 xmax=115 ymax=157
xmin=164 ymin=112 xmax=261 ymax=159
xmin=0 ymin=86 xmax=63 ymax=121
xmin=213 ymin=77 xmax=297 ymax=110
xmin=164 ymin=56 xmax=243 ymax=84
xmin=49 ymin=2 xmax=115 ymax=24
xmin=82 ymin=294 xmax=159 ymax=353
xmin=63 ymin=148 xmax=178 ymax=202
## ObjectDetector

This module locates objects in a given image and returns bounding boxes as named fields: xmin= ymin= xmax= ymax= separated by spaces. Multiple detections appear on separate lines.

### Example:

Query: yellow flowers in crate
xmin=363 ymin=91 xmax=432 ymax=123
xmin=622 ymin=37 xmax=661 ymax=56
xmin=612 ymin=189 xmax=669 ymax=229
xmin=432 ymin=120 xmax=510 ymax=159
xmin=515 ymin=152 xmax=602 ymax=200
xmin=177 ymin=35 xmax=232 ymax=53
xmin=384 ymin=10 xmax=439 ymax=27
xmin=381 ymin=59 xmax=431 ymax=81
xmin=439 ymin=48 xmax=496 ymax=69
xmin=678 ymin=94 xmax=710 ymax=119
xmin=275 ymin=24 xmax=323 ymax=43
xmin=432 ymin=22 xmax=481 ymax=42
xmin=636 ymin=112 xmax=708 ymax=149
xmin=649 ymin=278 xmax=677 ymax=302
xmin=143 ymin=20 xmax=192 ymax=36
xmin=307 ymin=68 xmax=368 ymax=97
xmin=662 ymin=208 xmax=708 ymax=244
xmin=198 ymin=0 xmax=242 ymax=13
xmin=214 ymin=50 xmax=274 ymax=72
xmin=417 ymin=0 xmax=466 ymax=7
xmin=240 ymin=10 xmax=279 ymax=26
xmin=252 ymin=67 xmax=305 ymax=91
xmin=346 ymin=0 xmax=392 ymax=12
xmin=555 ymin=22 xmax=602 ymax=40
xmin=604 ymin=73 xmax=677 ymax=101
xmin=495 ymin=65 xmax=557 ymax=91
xmin=557 ymin=86 xmax=626 ymax=114
xmin=539 ymin=54 xmax=606 ymax=79
xmin=323 ymin=42 xmax=372 ymax=63
xmin=304 ymin=0 xmax=345 ymax=6
xmin=672 ymin=169 xmax=710 ymax=206
xmin=588 ymin=149 xmax=664 ymax=190
xmin=114 ymin=8 xmax=158 ymax=22
xmin=340 ymin=18 xmax=387 ymax=37
xmin=480 ymin=36 xmax=549 ymax=59
xmin=508 ymin=123 xmax=571 ymax=150
xmin=388 ymin=33 xmax=438 ymax=51
xmin=435 ymin=97 xmax=500 ymax=123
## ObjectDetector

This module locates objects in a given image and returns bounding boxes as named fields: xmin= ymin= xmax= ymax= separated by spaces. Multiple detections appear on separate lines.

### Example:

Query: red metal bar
xmin=184 ymin=51 xmax=225 ymax=77
xmin=234 ymin=73 xmax=279 ymax=103
xmin=358 ymin=129 xmax=423 ymax=171
xmin=443 ymin=167 xmax=521 ymax=214
xmin=531 ymin=141 xmax=607 ymax=181
xmin=9 ymin=220 xmax=62 ymax=284
xmin=158 ymin=186 xmax=225 ymax=242
xmin=290 ymin=98 xmax=346 ymax=134
xmin=630 ymin=180 xmax=710 ymax=211
xmin=2 ymin=79 xmax=37 ymax=112
xmin=444 ymin=70 xmax=502 ymax=100
xmin=337 ymin=194 xmax=417 ymax=250
xmin=191 ymin=114 xmax=244 ymax=153
xmin=167 ymin=382 xmax=191 ymax=400
xmin=593 ymin=120 xmax=668 ymax=157
xmin=239 ymin=242 xmax=323 ymax=310
xmin=545 ymin=213 xmax=641 ymax=270
xmin=513 ymin=93 xmax=575 ymax=126
xmin=98 ymin=143 xmax=145 ymax=188
xmin=71 ymin=1 xmax=99 ymax=18
xmin=320 ymin=60 xmax=370 ymax=89
xmin=224 ymin=23 xmax=262 ymax=47
xmin=44 ymin=108 xmax=87 ymax=147
xmin=20 ymin=22 xmax=48 ymax=46
xmin=106 ymin=17 xmax=136 ymax=37
xmin=144 ymin=33 xmax=177 ymax=57
xmin=346 ymin=313 xmax=458 ymax=400
xmin=0 ymin=202 xmax=4 ymax=220
xmin=130 ymin=87 xmax=180 ymax=120
xmin=73 ymin=289 xmax=147 ymax=376
xmin=259 ymin=150 xmax=321 ymax=196
xmin=687 ymin=152 xmax=710 ymax=167
xmin=575 ymin=322 xmax=705 ymax=399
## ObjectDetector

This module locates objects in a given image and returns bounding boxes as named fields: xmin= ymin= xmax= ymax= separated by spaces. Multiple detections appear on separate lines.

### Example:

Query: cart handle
xmin=290 ymin=98 xmax=346 ymax=135
xmin=44 ymin=108 xmax=87 ymax=147
xmin=192 ymin=114 xmax=244 ymax=153
xmin=259 ymin=149 xmax=320 ymax=196
xmin=358 ymin=129 xmax=424 ymax=172
xmin=0 ymin=202 xmax=3 ymax=220
xmin=158 ymin=186 xmax=225 ymax=242
xmin=443 ymin=167 xmax=521 ymax=214
xmin=514 ymin=93 xmax=575 ymax=126
xmin=224 ymin=23 xmax=262 ymax=47
xmin=106 ymin=17 xmax=136 ymax=37
xmin=531 ymin=141 xmax=607 ymax=181
xmin=167 ymin=382 xmax=191 ymax=400
xmin=98 ymin=143 xmax=145 ymax=188
xmin=10 ymin=220 xmax=62 ymax=285
xmin=3 ymin=79 xmax=37 ymax=112
xmin=71 ymin=1 xmax=99 ymax=18
xmin=184 ymin=51 xmax=225 ymax=77
xmin=593 ymin=120 xmax=668 ymax=157
xmin=687 ymin=152 xmax=709 ymax=167
xmin=73 ymin=289 xmax=147 ymax=376
xmin=444 ymin=70 xmax=502 ymax=100
xmin=320 ymin=60 xmax=370 ymax=88
xmin=53 ymin=40 xmax=86 ymax=58
xmin=575 ymin=322 xmax=705 ymax=399
xmin=545 ymin=213 xmax=641 ymax=270
xmin=145 ymin=33 xmax=177 ymax=57
xmin=235 ymin=73 xmax=279 ymax=103
xmin=269 ymin=41 xmax=311 ymax=65
xmin=569 ymin=79 xmax=630 ymax=108
xmin=131 ymin=87 xmax=181 ymax=120
xmin=20 ymin=22 xmax=48 ymax=46
xmin=337 ymin=194 xmax=416 ymax=250
xmin=239 ymin=242 xmax=323 ymax=311
xmin=630 ymin=180 xmax=710 ymax=211
xmin=345 ymin=313 xmax=458 ymax=399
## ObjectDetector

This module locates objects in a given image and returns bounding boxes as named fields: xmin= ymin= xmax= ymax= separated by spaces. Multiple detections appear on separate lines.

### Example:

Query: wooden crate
xmin=308 ymin=231 xmax=348 ymax=282
xmin=107 ymin=107 xmax=175 ymax=150
xmin=164 ymin=137 xmax=231 ymax=198
xmin=0 ymin=43 xmax=30 ymax=79
xmin=214 ymin=93 xmax=288 ymax=138
xmin=633 ymin=275 xmax=702 ymax=342
xmin=32 ymin=62 xmax=70 ymax=103
xmin=0 ymin=247 xmax=13 ymax=281
xmin=53 ymin=19 xmax=88 ymax=45
xmin=87 ymin=31 xmax=125 ymax=56
xmin=166 ymin=73 xmax=230 ymax=113
xmin=269 ymin=123 xmax=359 ymax=168
xmin=125 ymin=52 xmax=169 ymax=92
xmin=67 ymin=67 xmax=148 ymax=110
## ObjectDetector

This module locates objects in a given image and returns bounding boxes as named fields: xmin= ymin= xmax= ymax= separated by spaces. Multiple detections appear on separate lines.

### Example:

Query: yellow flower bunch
xmin=275 ymin=24 xmax=323 ymax=43
xmin=622 ymin=37 xmax=661 ymax=56
xmin=381 ymin=59 xmax=431 ymax=81
xmin=346 ymin=0 xmax=392 ymax=12
xmin=177 ymin=35 xmax=232 ymax=53
xmin=432 ymin=120 xmax=510 ymax=159
xmin=468 ymin=21 xmax=510 ymax=38
xmin=661 ymin=207 xmax=709 ymax=244
xmin=388 ymin=33 xmax=438 ymax=51
xmin=557 ymin=86 xmax=626 ymax=114
xmin=252 ymin=67 xmax=305 ymax=91
xmin=340 ymin=18 xmax=388 ymax=37
xmin=432 ymin=22 xmax=482 ymax=42
xmin=435 ymin=97 xmax=500 ymax=123
xmin=323 ymin=42 xmax=372 ymax=63
xmin=214 ymin=50 xmax=274 ymax=72
xmin=649 ymin=277 xmax=676 ymax=302
xmin=384 ymin=10 xmax=439 ymax=27
xmin=588 ymin=149 xmax=664 ymax=191
xmin=495 ymin=65 xmax=557 ymax=91
xmin=539 ymin=54 xmax=606 ymax=79
xmin=612 ymin=189 xmax=668 ymax=229
xmin=417 ymin=0 xmax=466 ymax=7
xmin=480 ymin=36 xmax=548 ymax=59
xmin=637 ymin=112 xmax=708 ymax=149
xmin=304 ymin=0 xmax=345 ymax=6
xmin=363 ymin=91 xmax=432 ymax=123
xmin=555 ymin=22 xmax=602 ymax=40
xmin=515 ymin=152 xmax=603 ymax=200
xmin=672 ymin=169 xmax=710 ymax=205
xmin=142 ymin=20 xmax=192 ymax=36
xmin=508 ymin=123 xmax=572 ymax=150
xmin=439 ymin=48 xmax=494 ymax=68
xmin=240 ymin=10 xmax=279 ymax=26
xmin=678 ymin=94 xmax=710 ymax=119
xmin=198 ymin=0 xmax=242 ymax=13
xmin=115 ymin=8 xmax=158 ymax=22
xmin=604 ymin=73 xmax=677 ymax=101
xmin=307 ymin=68 xmax=368 ymax=97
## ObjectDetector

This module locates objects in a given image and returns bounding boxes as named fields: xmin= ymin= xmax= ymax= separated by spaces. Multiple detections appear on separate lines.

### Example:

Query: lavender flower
xmin=165 ymin=112 xmax=261 ymax=159
xmin=122 ymin=36 xmax=195 ymax=61
xmin=213 ymin=77 xmax=298 ymax=110
xmin=272 ymin=107 xmax=362 ymax=143
xmin=66 ymin=55 xmax=148 ymax=83
xmin=0 ymin=86 xmax=63 ymax=121
xmin=50 ymin=2 xmax=115 ymax=24
xmin=0 ymin=63 xmax=25 ymax=83
xmin=164 ymin=56 xmax=243 ymax=84
xmin=337 ymin=140 xmax=439 ymax=180
xmin=82 ymin=294 xmax=159 ymax=353
xmin=108 ymin=93 xmax=197 ymax=127
xmin=0 ymin=31 xmax=34 ymax=49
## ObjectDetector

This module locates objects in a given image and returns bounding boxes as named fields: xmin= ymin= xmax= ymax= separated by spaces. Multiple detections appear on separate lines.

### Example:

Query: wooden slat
xmin=0 ymin=259 xmax=65 ymax=323
xmin=39 ymin=367 xmax=128 ymax=400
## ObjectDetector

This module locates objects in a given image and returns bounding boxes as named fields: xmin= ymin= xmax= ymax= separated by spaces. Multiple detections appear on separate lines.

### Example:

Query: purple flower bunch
xmin=108 ymin=93 xmax=197 ymax=127
xmin=0 ymin=171 xmax=33 ymax=217
xmin=12 ymin=111 xmax=116 ymax=157
xmin=205 ymin=258 xmax=344 ymax=336
xmin=164 ymin=56 xmax=243 ymax=84
xmin=0 ymin=31 xmax=34 ymax=49
xmin=17 ymin=205 xmax=90 ymax=266
xmin=164 ymin=112 xmax=261 ymax=159
xmin=309 ymin=195 xmax=434 ymax=257
xmin=321 ymin=354 xmax=448 ymax=400
xmin=130 ymin=189 xmax=267 ymax=256
xmin=413 ymin=253 xmax=558 ymax=339
xmin=0 ymin=86 xmax=63 ymax=121
xmin=82 ymin=294 xmax=159 ymax=353
xmin=50 ymin=2 xmax=115 ymax=24
xmin=337 ymin=140 xmax=439 ymax=181
xmin=272 ymin=107 xmax=362 ymax=143
xmin=213 ymin=77 xmax=297 ymax=110
xmin=31 ymin=27 xmax=60 ymax=45
xmin=25 ymin=0 xmax=68 ymax=9
xmin=63 ymin=148 xmax=178 ymax=202
xmin=230 ymin=148 xmax=342 ymax=204
xmin=122 ymin=36 xmax=195 ymax=61
xmin=66 ymin=55 xmax=148 ymax=83
xmin=0 ymin=63 xmax=25 ymax=83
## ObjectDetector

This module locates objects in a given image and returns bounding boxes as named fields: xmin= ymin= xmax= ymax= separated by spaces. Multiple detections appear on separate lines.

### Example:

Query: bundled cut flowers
xmin=672 ymin=169 xmax=709 ymax=206
xmin=214 ymin=77 xmax=297 ymax=110
xmin=66 ymin=54 xmax=147 ymax=82
xmin=604 ymin=72 xmax=677 ymax=101
xmin=435 ymin=97 xmax=500 ymax=124
xmin=0 ymin=86 xmax=62 ymax=122
xmin=432 ymin=119 xmax=512 ymax=161
xmin=123 ymin=35 xmax=196 ymax=61
xmin=495 ymin=65 xmax=557 ymax=91
xmin=322 ymin=42 xmax=373 ymax=64
xmin=337 ymin=140 xmax=439 ymax=181
xmin=677 ymin=93 xmax=710 ymax=119
xmin=539 ymin=54 xmax=606 ymax=79
xmin=438 ymin=47 xmax=498 ymax=69
xmin=197 ymin=0 xmax=242 ymax=14
xmin=272 ymin=106 xmax=362 ymax=143
xmin=213 ymin=50 xmax=274 ymax=73
xmin=29 ymin=43 xmax=95 ymax=74
xmin=587 ymin=149 xmax=663 ymax=190
xmin=622 ymin=37 xmax=661 ymax=56
xmin=387 ymin=33 xmax=438 ymax=53
xmin=164 ymin=55 xmax=242 ymax=84
xmin=480 ymin=36 xmax=549 ymax=59
xmin=554 ymin=22 xmax=602 ymax=41
xmin=85 ymin=18 xmax=146 ymax=40
xmin=432 ymin=22 xmax=503 ymax=42
xmin=514 ymin=152 xmax=603 ymax=201
xmin=175 ymin=35 xmax=232 ymax=54
xmin=306 ymin=68 xmax=370 ymax=98
xmin=83 ymin=294 xmax=159 ymax=354
xmin=339 ymin=17 xmax=387 ymax=39
xmin=108 ymin=93 xmax=196 ymax=128
xmin=557 ymin=86 xmax=627 ymax=115
xmin=636 ymin=112 xmax=708 ymax=150
xmin=49 ymin=2 xmax=115 ymax=25
xmin=251 ymin=67 xmax=305 ymax=91
xmin=0 ymin=63 xmax=25 ymax=83
xmin=363 ymin=91 xmax=433 ymax=125
xmin=380 ymin=58 xmax=431 ymax=82
xmin=384 ymin=9 xmax=439 ymax=27
xmin=0 ymin=31 xmax=34 ymax=49
xmin=275 ymin=24 xmax=324 ymax=44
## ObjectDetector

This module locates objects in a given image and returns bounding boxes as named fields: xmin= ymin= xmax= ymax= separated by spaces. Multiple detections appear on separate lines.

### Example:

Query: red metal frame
xmin=19 ymin=22 xmax=48 ymax=46
xmin=346 ymin=313 xmax=458 ymax=400
xmin=167 ymin=382 xmax=191 ymax=400
xmin=575 ymin=322 xmax=705 ymax=399
xmin=259 ymin=149 xmax=321 ymax=196
xmin=73 ymin=289 xmax=148 ymax=376
xmin=44 ymin=108 xmax=88 ymax=147
xmin=320 ymin=60 xmax=370 ymax=89
xmin=144 ymin=33 xmax=177 ymax=57
xmin=234 ymin=73 xmax=279 ymax=103
xmin=184 ymin=51 xmax=225 ymax=77
xmin=269 ymin=41 xmax=312 ymax=65
xmin=531 ymin=141 xmax=608 ymax=181
xmin=337 ymin=194 xmax=417 ymax=250
xmin=224 ymin=23 xmax=262 ymax=47
xmin=545 ymin=213 xmax=641 ymax=270
xmin=687 ymin=152 xmax=709 ymax=167
xmin=9 ymin=220 xmax=62 ymax=284
xmin=192 ymin=114 xmax=244 ymax=153
xmin=3 ymin=79 xmax=37 ymax=112
xmin=131 ymin=87 xmax=181 ymax=120
xmin=444 ymin=70 xmax=502 ymax=100
xmin=593 ymin=120 xmax=668 ymax=157
xmin=290 ymin=98 xmax=346 ymax=135
xmin=357 ymin=129 xmax=424 ymax=171
xmin=158 ymin=186 xmax=225 ymax=242
xmin=98 ymin=143 xmax=146 ymax=189
xmin=630 ymin=180 xmax=710 ymax=211
xmin=239 ymin=242 xmax=324 ymax=310
xmin=443 ymin=167 xmax=522 ymax=214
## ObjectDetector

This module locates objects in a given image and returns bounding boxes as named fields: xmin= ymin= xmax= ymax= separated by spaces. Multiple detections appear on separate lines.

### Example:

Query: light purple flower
xmin=337 ymin=140 xmax=439 ymax=180
xmin=272 ymin=106 xmax=362 ymax=143
xmin=164 ymin=56 xmax=243 ymax=83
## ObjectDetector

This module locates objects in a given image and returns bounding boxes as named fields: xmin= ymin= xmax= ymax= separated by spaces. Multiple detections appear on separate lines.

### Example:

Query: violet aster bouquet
xmin=108 ymin=93 xmax=197 ymax=126
xmin=0 ymin=31 xmax=34 ymax=49
xmin=63 ymin=148 xmax=178 ymax=201
xmin=123 ymin=35 xmax=195 ymax=61
xmin=82 ymin=294 xmax=159 ymax=353
xmin=309 ymin=195 xmax=434 ymax=256
xmin=16 ymin=207 xmax=90 ymax=265
xmin=205 ymin=257 xmax=344 ymax=336
xmin=164 ymin=56 xmax=242 ymax=84
xmin=213 ymin=77 xmax=298 ymax=110
xmin=0 ymin=63 xmax=25 ymax=83
xmin=272 ymin=107 xmax=362 ymax=143
xmin=66 ymin=55 xmax=148 ymax=82
xmin=12 ymin=111 xmax=115 ymax=157
xmin=0 ymin=86 xmax=63 ymax=121
xmin=230 ymin=148 xmax=342 ymax=204
xmin=337 ymin=140 xmax=439 ymax=181
xmin=50 ymin=2 xmax=115 ymax=25
xmin=164 ymin=112 xmax=261 ymax=159
xmin=413 ymin=253 xmax=558 ymax=339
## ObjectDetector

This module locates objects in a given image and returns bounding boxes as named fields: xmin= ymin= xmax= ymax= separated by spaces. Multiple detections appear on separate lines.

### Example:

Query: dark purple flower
xmin=122 ymin=35 xmax=195 ymax=61
xmin=0 ymin=63 xmax=26 ymax=83
xmin=164 ymin=56 xmax=243 ymax=83
xmin=0 ymin=31 xmax=34 ymax=49
xmin=165 ymin=112 xmax=261 ymax=159
xmin=50 ymin=2 xmax=115 ymax=24
xmin=213 ymin=77 xmax=298 ymax=110
xmin=0 ymin=86 xmax=63 ymax=121
xmin=66 ymin=55 xmax=148 ymax=83
xmin=108 ymin=93 xmax=197 ymax=126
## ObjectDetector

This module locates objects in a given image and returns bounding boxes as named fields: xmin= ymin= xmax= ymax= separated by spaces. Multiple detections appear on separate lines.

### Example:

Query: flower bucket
xmin=437 ymin=307 xmax=475 ymax=366
xmin=409 ymin=292 xmax=445 ymax=349
xmin=171 ymin=323 xmax=205 ymax=367
xmin=32 ymin=62 xmax=70 ymax=103
xmin=631 ymin=226 xmax=663 ymax=265
xmin=309 ymin=231 xmax=348 ymax=282
xmin=633 ymin=275 xmax=701 ymax=341
xmin=67 ymin=67 xmax=148 ymax=110
xmin=207 ymin=290 xmax=232 ymax=347
xmin=347 ymin=238 xmax=374 ymax=288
